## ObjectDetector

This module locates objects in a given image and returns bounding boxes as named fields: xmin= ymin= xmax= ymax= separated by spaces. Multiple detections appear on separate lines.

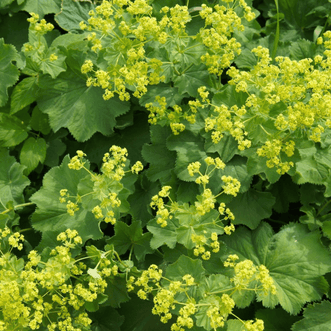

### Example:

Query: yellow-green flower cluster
xmin=218 ymin=202 xmax=235 ymax=222
xmin=145 ymin=96 xmax=168 ymax=125
xmin=0 ymin=227 xmax=119 ymax=331
xmin=79 ymin=0 xmax=168 ymax=101
xmin=257 ymin=139 xmax=295 ymax=175
xmin=80 ymin=0 xmax=256 ymax=134
xmin=187 ymin=157 xmax=239 ymax=218
xmin=59 ymin=188 xmax=79 ymax=216
xmin=131 ymin=161 xmax=144 ymax=174
xmin=194 ymin=188 xmax=216 ymax=215
xmin=61 ymin=146 xmax=142 ymax=224
xmin=150 ymin=186 xmax=173 ymax=227
xmin=49 ymin=53 xmax=58 ymax=62
xmin=171 ymin=301 xmax=196 ymax=331
xmin=244 ymin=319 xmax=264 ymax=331
xmin=0 ymin=226 xmax=24 ymax=254
xmin=227 ymin=33 xmax=331 ymax=173
xmin=27 ymin=12 xmax=54 ymax=35
xmin=8 ymin=231 xmax=25 ymax=251
xmin=149 ymin=157 xmax=238 ymax=261
xmin=130 ymin=265 xmax=197 ymax=327
xmin=128 ymin=264 xmax=163 ymax=296
xmin=221 ymin=175 xmax=241 ymax=197
xmin=206 ymin=293 xmax=235 ymax=329
xmin=199 ymin=1 xmax=254 ymax=75
xmin=23 ymin=13 xmax=56 ymax=61
xmin=130 ymin=259 xmax=270 ymax=331
xmin=68 ymin=150 xmax=86 ymax=170
xmin=150 ymin=186 xmax=225 ymax=260
xmin=197 ymin=86 xmax=252 ymax=149
xmin=224 ymin=254 xmax=277 ymax=295
xmin=191 ymin=231 xmax=221 ymax=260
xmin=187 ymin=156 xmax=226 ymax=188
xmin=101 ymin=145 xmax=128 ymax=180
xmin=146 ymin=98 xmax=194 ymax=135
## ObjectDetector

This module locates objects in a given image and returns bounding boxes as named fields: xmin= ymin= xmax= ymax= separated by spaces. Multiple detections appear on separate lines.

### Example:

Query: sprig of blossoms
xmin=224 ymin=254 xmax=277 ymax=295
xmin=79 ymin=0 xmax=168 ymax=101
xmin=80 ymin=0 xmax=256 ymax=133
xmin=27 ymin=12 xmax=54 ymax=35
xmin=60 ymin=146 xmax=143 ymax=224
xmin=129 ymin=265 xmax=198 ymax=327
xmin=227 ymin=34 xmax=331 ymax=174
xmin=0 ymin=227 xmax=121 ymax=330
xmin=150 ymin=157 xmax=238 ymax=260
xmin=199 ymin=1 xmax=255 ymax=75
xmin=130 ymin=256 xmax=274 ymax=331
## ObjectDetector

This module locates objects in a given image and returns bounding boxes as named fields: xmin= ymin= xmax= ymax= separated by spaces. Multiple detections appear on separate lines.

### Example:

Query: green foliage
xmin=0 ymin=38 xmax=19 ymax=106
xmin=292 ymin=300 xmax=331 ymax=331
xmin=0 ymin=148 xmax=30 ymax=223
xmin=221 ymin=222 xmax=331 ymax=314
xmin=1 ymin=0 xmax=331 ymax=330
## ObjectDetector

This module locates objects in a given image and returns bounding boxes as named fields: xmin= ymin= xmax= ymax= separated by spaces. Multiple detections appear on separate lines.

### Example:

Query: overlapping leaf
xmin=142 ymin=125 xmax=177 ymax=183
xmin=10 ymin=77 xmax=40 ymax=114
xmin=292 ymin=300 xmax=331 ymax=331
xmin=165 ymin=255 xmax=206 ymax=283
xmin=173 ymin=63 xmax=211 ymax=98
xmin=107 ymin=220 xmax=154 ymax=261
xmin=221 ymin=222 xmax=331 ymax=314
xmin=30 ymin=155 xmax=103 ymax=249
xmin=127 ymin=175 xmax=160 ymax=226
xmin=20 ymin=137 xmax=47 ymax=175
xmin=167 ymin=130 xmax=207 ymax=182
xmin=37 ymin=67 xmax=130 ymax=141
xmin=55 ymin=0 xmax=95 ymax=32
xmin=148 ymin=217 xmax=178 ymax=249
xmin=0 ymin=148 xmax=30 ymax=214
xmin=119 ymin=296 xmax=175 ymax=331
xmin=90 ymin=306 xmax=124 ymax=331
xmin=293 ymin=141 xmax=331 ymax=189
xmin=226 ymin=189 xmax=275 ymax=229
xmin=0 ymin=113 xmax=28 ymax=147
xmin=19 ymin=0 xmax=61 ymax=17
xmin=0 ymin=38 xmax=20 ymax=107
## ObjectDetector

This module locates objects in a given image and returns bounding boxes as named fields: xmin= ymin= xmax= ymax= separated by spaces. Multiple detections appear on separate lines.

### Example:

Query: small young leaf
xmin=10 ymin=76 xmax=39 ymax=114
xmin=88 ymin=267 xmax=101 ymax=279
xmin=20 ymin=137 xmax=47 ymax=175
xmin=0 ymin=113 xmax=28 ymax=147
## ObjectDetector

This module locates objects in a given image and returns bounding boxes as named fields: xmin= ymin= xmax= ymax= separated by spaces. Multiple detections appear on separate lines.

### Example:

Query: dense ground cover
xmin=1 ymin=0 xmax=331 ymax=330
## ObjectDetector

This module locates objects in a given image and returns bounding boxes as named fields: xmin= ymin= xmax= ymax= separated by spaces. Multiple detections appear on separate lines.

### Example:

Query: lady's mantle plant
xmin=0 ymin=0 xmax=331 ymax=330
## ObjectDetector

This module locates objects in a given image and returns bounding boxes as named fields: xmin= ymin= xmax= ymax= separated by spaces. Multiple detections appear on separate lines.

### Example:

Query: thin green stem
xmin=259 ymin=124 xmax=272 ymax=136
xmin=0 ymin=202 xmax=35 ymax=215
xmin=317 ymin=199 xmax=331 ymax=216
